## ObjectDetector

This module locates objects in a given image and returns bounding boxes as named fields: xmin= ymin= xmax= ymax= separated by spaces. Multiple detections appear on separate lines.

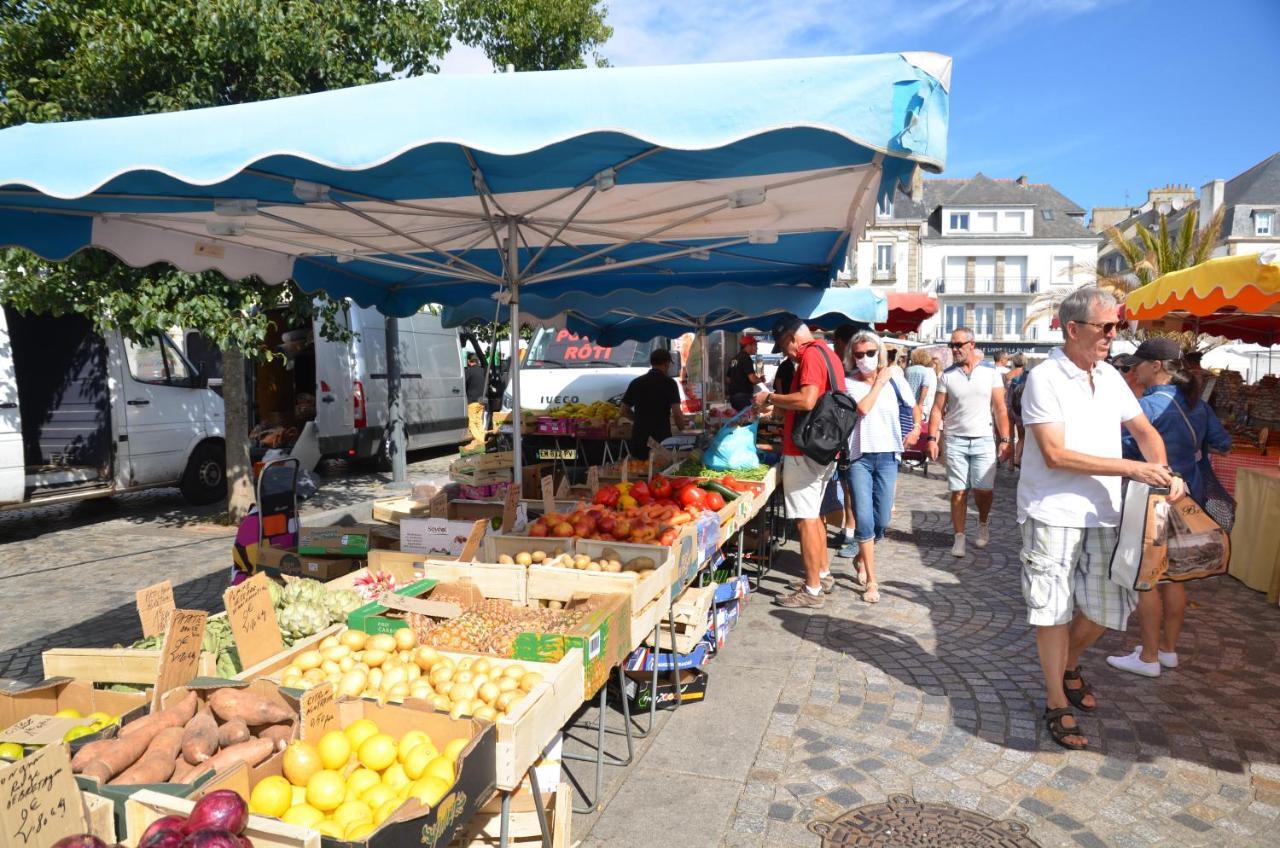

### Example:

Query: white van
xmin=227 ymin=304 xmax=467 ymax=462
xmin=508 ymin=326 xmax=680 ymax=411
xmin=0 ymin=307 xmax=227 ymax=509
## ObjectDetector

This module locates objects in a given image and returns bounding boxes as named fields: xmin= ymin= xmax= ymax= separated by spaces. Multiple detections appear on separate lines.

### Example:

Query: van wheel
xmin=181 ymin=443 xmax=226 ymax=505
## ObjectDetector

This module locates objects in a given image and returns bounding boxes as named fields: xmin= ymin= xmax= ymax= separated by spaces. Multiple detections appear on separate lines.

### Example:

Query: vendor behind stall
xmin=726 ymin=333 xmax=763 ymax=411
xmin=622 ymin=348 xmax=687 ymax=459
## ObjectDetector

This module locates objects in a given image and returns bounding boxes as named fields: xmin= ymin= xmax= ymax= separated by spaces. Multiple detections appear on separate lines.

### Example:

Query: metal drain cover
xmin=809 ymin=794 xmax=1040 ymax=847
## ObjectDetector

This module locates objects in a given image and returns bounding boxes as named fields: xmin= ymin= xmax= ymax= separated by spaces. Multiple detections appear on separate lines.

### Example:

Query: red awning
xmin=880 ymin=293 xmax=937 ymax=333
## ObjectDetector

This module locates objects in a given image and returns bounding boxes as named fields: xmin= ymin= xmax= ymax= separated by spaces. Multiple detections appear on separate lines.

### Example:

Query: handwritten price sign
xmin=153 ymin=610 xmax=207 ymax=708
xmin=135 ymin=580 xmax=176 ymax=638
xmin=223 ymin=573 xmax=284 ymax=670
xmin=0 ymin=743 xmax=83 ymax=847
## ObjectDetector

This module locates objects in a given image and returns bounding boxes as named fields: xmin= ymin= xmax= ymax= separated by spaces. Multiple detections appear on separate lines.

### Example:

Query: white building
xmin=842 ymin=173 xmax=1099 ymax=348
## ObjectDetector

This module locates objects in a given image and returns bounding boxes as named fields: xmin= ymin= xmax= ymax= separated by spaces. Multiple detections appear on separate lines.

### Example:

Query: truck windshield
xmin=524 ymin=327 xmax=652 ymax=369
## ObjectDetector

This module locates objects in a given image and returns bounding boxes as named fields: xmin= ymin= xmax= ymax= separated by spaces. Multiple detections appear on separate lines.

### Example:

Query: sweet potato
xmin=174 ymin=737 xmax=274 ymax=784
xmin=121 ymin=690 xmax=199 ymax=738
xmin=207 ymin=688 xmax=292 ymax=725
xmin=217 ymin=718 xmax=250 ymax=748
xmin=75 ymin=721 xmax=163 ymax=781
xmin=71 ymin=736 xmax=118 ymax=771
xmin=181 ymin=712 xmax=220 ymax=765
xmin=111 ymin=726 xmax=185 ymax=785
xmin=256 ymin=723 xmax=292 ymax=749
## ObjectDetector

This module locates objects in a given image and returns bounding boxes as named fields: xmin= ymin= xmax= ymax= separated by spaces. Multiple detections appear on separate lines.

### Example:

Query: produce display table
xmin=1228 ymin=467 xmax=1280 ymax=602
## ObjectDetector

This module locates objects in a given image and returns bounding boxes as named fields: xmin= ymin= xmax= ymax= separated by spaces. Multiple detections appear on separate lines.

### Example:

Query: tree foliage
xmin=452 ymin=0 xmax=611 ymax=70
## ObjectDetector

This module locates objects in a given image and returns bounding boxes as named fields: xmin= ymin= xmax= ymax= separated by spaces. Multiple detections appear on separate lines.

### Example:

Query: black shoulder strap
xmin=798 ymin=344 xmax=840 ymax=396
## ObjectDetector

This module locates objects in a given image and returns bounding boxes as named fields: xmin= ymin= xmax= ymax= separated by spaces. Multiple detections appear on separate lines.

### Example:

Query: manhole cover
xmin=809 ymin=794 xmax=1040 ymax=847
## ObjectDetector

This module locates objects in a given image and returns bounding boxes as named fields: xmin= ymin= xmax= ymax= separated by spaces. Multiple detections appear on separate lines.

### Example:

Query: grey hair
xmin=844 ymin=329 xmax=886 ymax=370
xmin=950 ymin=326 xmax=974 ymax=342
xmin=1011 ymin=352 xmax=1026 ymax=368
xmin=1058 ymin=286 xmax=1118 ymax=331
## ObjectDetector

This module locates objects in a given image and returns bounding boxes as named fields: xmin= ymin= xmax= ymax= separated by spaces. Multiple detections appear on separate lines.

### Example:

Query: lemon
xmin=344 ymin=718 xmax=380 ymax=750
xmin=313 ymin=819 xmax=345 ymax=838
xmin=281 ymin=804 xmax=325 ymax=828
xmin=346 ymin=820 xmax=378 ymax=840
xmin=0 ymin=742 xmax=24 ymax=760
xmin=282 ymin=741 xmax=323 ymax=787
xmin=305 ymin=769 xmax=347 ymax=813
xmin=362 ymin=783 xmax=397 ymax=810
xmin=424 ymin=756 xmax=455 ymax=785
xmin=381 ymin=762 xmax=410 ymax=790
xmin=345 ymin=768 xmax=381 ymax=800
xmin=249 ymin=775 xmax=293 ymax=818
xmin=408 ymin=776 xmax=451 ymax=807
xmin=443 ymin=737 xmax=468 ymax=762
xmin=395 ymin=730 xmax=430 ymax=762
xmin=318 ymin=730 xmax=352 ymax=770
xmin=358 ymin=733 xmax=398 ymax=772
xmin=375 ymin=797 xmax=402 ymax=825
xmin=332 ymin=799 xmax=373 ymax=830
xmin=85 ymin=711 xmax=113 ymax=725
xmin=62 ymin=725 xmax=96 ymax=743
xmin=291 ymin=785 xmax=307 ymax=807
xmin=53 ymin=708 xmax=81 ymax=719
xmin=402 ymin=744 xmax=438 ymax=780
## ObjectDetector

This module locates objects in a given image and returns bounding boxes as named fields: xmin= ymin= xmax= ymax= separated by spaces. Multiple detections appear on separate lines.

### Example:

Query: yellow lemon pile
xmin=250 ymin=718 xmax=466 ymax=840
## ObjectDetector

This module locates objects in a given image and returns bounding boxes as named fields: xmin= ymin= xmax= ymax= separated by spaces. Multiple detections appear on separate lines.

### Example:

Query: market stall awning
xmin=1125 ymin=252 xmax=1280 ymax=345
xmin=880 ymin=292 xmax=937 ymax=333
xmin=0 ymin=52 xmax=950 ymax=317
xmin=440 ymin=283 xmax=887 ymax=345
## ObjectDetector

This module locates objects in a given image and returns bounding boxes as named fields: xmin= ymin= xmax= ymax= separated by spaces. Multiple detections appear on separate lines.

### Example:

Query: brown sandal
xmin=1063 ymin=667 xmax=1096 ymax=713
xmin=1044 ymin=707 xmax=1088 ymax=750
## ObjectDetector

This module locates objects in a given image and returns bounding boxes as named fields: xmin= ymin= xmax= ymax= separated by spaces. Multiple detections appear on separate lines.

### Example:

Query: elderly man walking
xmin=754 ymin=314 xmax=846 ymax=608
xmin=1018 ymin=287 xmax=1184 ymax=750
xmin=926 ymin=327 xmax=1011 ymax=556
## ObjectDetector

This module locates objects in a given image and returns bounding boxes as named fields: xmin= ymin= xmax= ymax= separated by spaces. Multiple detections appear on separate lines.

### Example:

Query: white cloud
xmin=437 ymin=41 xmax=497 ymax=75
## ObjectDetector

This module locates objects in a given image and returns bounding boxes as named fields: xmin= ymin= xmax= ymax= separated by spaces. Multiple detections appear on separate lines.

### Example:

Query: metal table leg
xmin=496 ymin=765 xmax=554 ymax=848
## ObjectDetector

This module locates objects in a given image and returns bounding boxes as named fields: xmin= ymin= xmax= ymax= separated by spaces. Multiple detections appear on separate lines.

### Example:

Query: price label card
xmin=153 ymin=610 xmax=207 ymax=708
xmin=458 ymin=519 xmax=487 ymax=563
xmin=620 ymin=460 xmax=628 ymax=483
xmin=223 ymin=574 xmax=284 ymax=670
xmin=501 ymin=484 xmax=522 ymax=533
xmin=555 ymin=474 xmax=571 ymax=498
xmin=0 ymin=742 xmax=84 ymax=847
xmin=299 ymin=683 xmax=339 ymax=741
xmin=430 ymin=489 xmax=449 ymax=518
xmin=136 ymin=580 xmax=176 ymax=638
xmin=541 ymin=474 xmax=556 ymax=516
xmin=587 ymin=466 xmax=600 ymax=494
xmin=0 ymin=716 xmax=87 ymax=747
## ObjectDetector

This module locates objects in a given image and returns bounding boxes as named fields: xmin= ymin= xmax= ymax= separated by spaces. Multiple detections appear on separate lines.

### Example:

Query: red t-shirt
xmin=782 ymin=340 xmax=846 ymax=457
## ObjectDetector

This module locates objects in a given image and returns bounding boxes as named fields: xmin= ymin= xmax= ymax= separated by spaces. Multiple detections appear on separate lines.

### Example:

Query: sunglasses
xmin=1116 ymin=365 xmax=1133 ymax=373
xmin=1073 ymin=320 xmax=1120 ymax=335
xmin=948 ymin=341 xmax=970 ymax=350
xmin=851 ymin=349 xmax=878 ymax=360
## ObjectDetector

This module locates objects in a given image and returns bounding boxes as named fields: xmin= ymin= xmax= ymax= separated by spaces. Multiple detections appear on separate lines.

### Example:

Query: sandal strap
xmin=1063 ymin=666 xmax=1084 ymax=681
xmin=1044 ymin=707 xmax=1074 ymax=721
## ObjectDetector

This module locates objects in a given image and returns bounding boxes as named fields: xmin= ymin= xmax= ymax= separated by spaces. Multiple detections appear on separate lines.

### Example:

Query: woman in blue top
xmin=1108 ymin=338 xmax=1232 ymax=679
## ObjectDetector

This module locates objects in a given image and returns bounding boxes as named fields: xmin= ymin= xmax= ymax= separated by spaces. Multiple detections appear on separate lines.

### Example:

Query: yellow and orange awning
xmin=1125 ymin=251 xmax=1280 ymax=320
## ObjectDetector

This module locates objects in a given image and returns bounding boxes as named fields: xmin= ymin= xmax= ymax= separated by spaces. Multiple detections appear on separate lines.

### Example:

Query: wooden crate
xmin=41 ymin=646 xmax=218 ymax=686
xmin=628 ymin=594 xmax=666 ymax=652
xmin=83 ymin=789 xmax=116 ymax=844
xmin=452 ymin=783 xmax=572 ymax=848
xmin=433 ymin=651 xmax=583 ymax=792
xmin=372 ymin=495 xmax=432 ymax=524
xmin=123 ymin=788 xmax=320 ymax=848
xmin=646 ymin=583 xmax=716 ymax=654
xmin=482 ymin=533 xmax=577 ymax=564
xmin=234 ymin=623 xmax=343 ymax=682
xmin=526 ymin=556 xmax=673 ymax=614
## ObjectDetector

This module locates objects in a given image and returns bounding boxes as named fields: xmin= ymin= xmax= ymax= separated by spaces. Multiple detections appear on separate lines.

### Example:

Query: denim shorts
xmin=944 ymin=435 xmax=996 ymax=492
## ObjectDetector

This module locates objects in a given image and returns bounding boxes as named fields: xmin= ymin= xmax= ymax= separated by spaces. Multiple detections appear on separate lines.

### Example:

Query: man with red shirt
xmin=754 ymin=314 xmax=846 ymax=608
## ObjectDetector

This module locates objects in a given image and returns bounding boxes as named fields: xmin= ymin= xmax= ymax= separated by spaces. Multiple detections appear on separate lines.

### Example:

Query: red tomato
xmin=650 ymin=475 xmax=672 ymax=500
xmin=703 ymin=491 xmax=725 ymax=511
xmin=678 ymin=484 xmax=706 ymax=508
xmin=630 ymin=481 xmax=650 ymax=501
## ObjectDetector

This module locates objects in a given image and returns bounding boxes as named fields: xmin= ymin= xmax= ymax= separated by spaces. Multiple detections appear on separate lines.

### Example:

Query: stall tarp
xmin=1126 ymin=252 xmax=1280 ymax=320
xmin=880 ymin=292 xmax=938 ymax=333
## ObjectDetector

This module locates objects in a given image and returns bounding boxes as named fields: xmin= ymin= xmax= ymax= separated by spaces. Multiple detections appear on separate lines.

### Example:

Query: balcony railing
xmin=929 ymin=276 xmax=1040 ymax=294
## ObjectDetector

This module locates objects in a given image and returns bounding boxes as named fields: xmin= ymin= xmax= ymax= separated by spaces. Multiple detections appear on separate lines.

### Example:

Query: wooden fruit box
xmin=451 ymin=783 xmax=572 ymax=848
xmin=482 ymin=533 xmax=577 ymax=564
xmin=83 ymin=788 xmax=116 ymax=844
xmin=372 ymin=495 xmax=432 ymax=524
xmin=646 ymin=583 xmax=716 ymax=654
xmin=41 ymin=646 xmax=218 ymax=686
xmin=526 ymin=556 xmax=674 ymax=615
xmin=628 ymin=594 xmax=666 ymax=652
xmin=123 ymin=788 xmax=319 ymax=848
xmin=433 ymin=650 xmax=583 ymax=792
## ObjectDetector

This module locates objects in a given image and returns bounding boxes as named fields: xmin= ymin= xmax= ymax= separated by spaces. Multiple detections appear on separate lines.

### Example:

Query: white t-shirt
xmin=905 ymin=364 xmax=937 ymax=416
xmin=845 ymin=374 xmax=911 ymax=459
xmin=937 ymin=361 xmax=1002 ymax=437
xmin=1017 ymin=348 xmax=1143 ymax=528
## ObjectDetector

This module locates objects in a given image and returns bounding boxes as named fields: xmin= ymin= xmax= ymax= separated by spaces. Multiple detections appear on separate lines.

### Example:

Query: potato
xmin=498 ymin=554 xmax=515 ymax=565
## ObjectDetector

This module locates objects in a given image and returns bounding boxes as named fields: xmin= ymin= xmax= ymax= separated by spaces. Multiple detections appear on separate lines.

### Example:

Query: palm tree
xmin=1025 ymin=206 xmax=1225 ymax=351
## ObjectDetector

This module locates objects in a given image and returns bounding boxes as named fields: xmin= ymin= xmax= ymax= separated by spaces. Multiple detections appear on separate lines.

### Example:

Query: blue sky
xmin=439 ymin=0 xmax=1279 ymax=218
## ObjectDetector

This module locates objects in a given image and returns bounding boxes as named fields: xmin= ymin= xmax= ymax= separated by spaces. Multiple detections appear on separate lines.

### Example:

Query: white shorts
xmin=1019 ymin=518 xmax=1135 ymax=630
xmin=782 ymin=454 xmax=836 ymax=520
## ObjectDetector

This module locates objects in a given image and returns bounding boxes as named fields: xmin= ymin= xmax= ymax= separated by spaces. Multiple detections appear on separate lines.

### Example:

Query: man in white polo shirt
xmin=926 ymin=327 xmax=1011 ymax=557
xmin=1018 ymin=286 xmax=1184 ymax=751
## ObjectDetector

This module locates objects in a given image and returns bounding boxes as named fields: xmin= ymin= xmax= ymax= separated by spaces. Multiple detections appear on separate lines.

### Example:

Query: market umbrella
xmin=0 ymin=52 xmax=951 ymax=470
xmin=879 ymin=292 xmax=938 ymax=334
xmin=1125 ymin=251 xmax=1280 ymax=345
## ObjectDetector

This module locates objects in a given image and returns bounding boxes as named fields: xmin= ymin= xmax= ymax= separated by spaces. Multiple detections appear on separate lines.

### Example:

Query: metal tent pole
xmin=507 ymin=218 xmax=523 ymax=475
xmin=385 ymin=314 xmax=407 ymax=483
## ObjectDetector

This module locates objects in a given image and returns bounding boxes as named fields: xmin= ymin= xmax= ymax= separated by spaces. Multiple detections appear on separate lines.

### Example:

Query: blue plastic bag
xmin=704 ymin=409 xmax=760 ymax=470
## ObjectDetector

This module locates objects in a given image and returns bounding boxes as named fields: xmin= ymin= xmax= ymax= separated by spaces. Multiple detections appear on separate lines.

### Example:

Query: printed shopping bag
xmin=1109 ymin=481 xmax=1170 ymax=591
xmin=1163 ymin=495 xmax=1230 ymax=582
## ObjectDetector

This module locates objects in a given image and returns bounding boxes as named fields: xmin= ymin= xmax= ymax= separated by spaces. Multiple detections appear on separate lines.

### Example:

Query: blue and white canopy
xmin=440 ymin=284 xmax=887 ymax=345
xmin=0 ymin=52 xmax=950 ymax=317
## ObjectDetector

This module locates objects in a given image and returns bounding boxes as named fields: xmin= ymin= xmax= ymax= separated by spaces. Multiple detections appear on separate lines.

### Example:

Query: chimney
xmin=1201 ymin=179 xmax=1224 ymax=222
xmin=1016 ymin=175 xmax=1028 ymax=187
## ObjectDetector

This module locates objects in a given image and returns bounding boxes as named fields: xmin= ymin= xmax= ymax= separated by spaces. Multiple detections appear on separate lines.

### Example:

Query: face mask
xmin=856 ymin=357 xmax=877 ymax=375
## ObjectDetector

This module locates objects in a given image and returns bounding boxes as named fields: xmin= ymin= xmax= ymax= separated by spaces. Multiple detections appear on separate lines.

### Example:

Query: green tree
xmin=452 ymin=0 xmax=612 ymax=70
xmin=0 ymin=0 xmax=610 ymax=517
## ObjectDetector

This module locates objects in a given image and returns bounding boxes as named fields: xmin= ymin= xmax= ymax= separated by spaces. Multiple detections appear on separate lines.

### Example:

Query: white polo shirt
xmin=937 ymin=361 xmax=1001 ymax=437
xmin=1017 ymin=348 xmax=1143 ymax=528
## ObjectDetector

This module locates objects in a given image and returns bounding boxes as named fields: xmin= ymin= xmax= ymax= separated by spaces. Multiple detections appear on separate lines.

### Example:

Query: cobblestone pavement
xmin=0 ymin=448 xmax=458 ymax=679
xmin=573 ymin=465 xmax=1280 ymax=848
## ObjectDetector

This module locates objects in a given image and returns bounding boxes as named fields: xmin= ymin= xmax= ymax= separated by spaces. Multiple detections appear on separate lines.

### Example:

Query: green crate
xmin=346 ymin=578 xmax=438 ymax=634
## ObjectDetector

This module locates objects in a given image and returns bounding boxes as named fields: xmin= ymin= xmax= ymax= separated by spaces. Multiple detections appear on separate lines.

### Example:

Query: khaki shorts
xmin=1019 ymin=518 xmax=1135 ymax=630
xmin=782 ymin=454 xmax=836 ymax=520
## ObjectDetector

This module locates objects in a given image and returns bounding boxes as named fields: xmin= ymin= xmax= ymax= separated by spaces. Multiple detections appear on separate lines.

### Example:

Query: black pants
xmin=729 ymin=392 xmax=753 ymax=411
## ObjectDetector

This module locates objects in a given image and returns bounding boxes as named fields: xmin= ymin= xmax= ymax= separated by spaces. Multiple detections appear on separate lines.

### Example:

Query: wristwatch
xmin=765 ymin=392 xmax=774 ymax=405
xmin=998 ymin=437 xmax=1011 ymax=444
xmin=926 ymin=435 xmax=938 ymax=443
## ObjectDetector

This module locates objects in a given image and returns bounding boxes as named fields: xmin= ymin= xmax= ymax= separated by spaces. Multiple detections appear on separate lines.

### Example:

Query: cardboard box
xmin=297 ymin=525 xmax=375 ymax=556
xmin=400 ymin=518 xmax=482 ymax=558
xmin=619 ymin=667 xmax=708 ymax=711
xmin=345 ymin=578 xmax=449 ymax=635
xmin=258 ymin=545 xmax=365 ymax=580
xmin=0 ymin=678 xmax=148 ymax=750
xmin=511 ymin=592 xmax=630 ymax=697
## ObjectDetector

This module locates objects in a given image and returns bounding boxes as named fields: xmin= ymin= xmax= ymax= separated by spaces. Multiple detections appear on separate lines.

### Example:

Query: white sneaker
xmin=1136 ymin=645 xmax=1179 ymax=668
xmin=950 ymin=533 xmax=966 ymax=557
xmin=974 ymin=523 xmax=990 ymax=549
xmin=1107 ymin=648 xmax=1161 ymax=678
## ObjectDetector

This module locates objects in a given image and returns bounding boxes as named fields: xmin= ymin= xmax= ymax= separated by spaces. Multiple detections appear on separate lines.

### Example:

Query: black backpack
xmin=791 ymin=345 xmax=859 ymax=465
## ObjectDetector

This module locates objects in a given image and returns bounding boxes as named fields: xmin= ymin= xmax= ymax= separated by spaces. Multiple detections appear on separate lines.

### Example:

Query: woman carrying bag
xmin=840 ymin=330 xmax=919 ymax=603
xmin=1108 ymin=338 xmax=1233 ymax=678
